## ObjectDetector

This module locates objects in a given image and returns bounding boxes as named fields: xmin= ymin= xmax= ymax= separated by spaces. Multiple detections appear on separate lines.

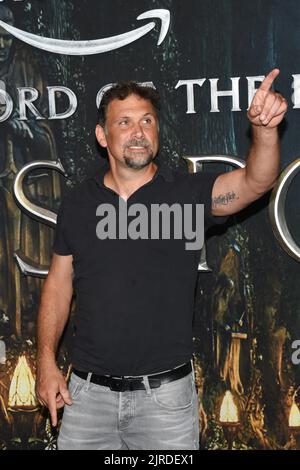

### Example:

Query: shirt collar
xmin=93 ymin=157 xmax=174 ymax=187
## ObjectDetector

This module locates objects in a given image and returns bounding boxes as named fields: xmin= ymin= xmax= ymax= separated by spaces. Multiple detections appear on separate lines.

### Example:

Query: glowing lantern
xmin=289 ymin=401 xmax=300 ymax=429
xmin=219 ymin=390 xmax=240 ymax=450
xmin=8 ymin=356 xmax=39 ymax=411
xmin=219 ymin=390 xmax=239 ymax=424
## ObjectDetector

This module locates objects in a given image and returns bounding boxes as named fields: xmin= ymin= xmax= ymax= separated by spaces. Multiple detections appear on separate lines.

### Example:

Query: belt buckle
xmin=110 ymin=377 xmax=129 ymax=392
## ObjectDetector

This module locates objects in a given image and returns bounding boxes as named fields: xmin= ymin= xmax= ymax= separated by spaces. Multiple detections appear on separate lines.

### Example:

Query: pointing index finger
xmin=48 ymin=395 xmax=58 ymax=427
xmin=259 ymin=68 xmax=280 ymax=92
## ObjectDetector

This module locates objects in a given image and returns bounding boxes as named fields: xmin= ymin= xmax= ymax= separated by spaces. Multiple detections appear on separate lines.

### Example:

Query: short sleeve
xmin=188 ymin=172 xmax=229 ymax=231
xmin=52 ymin=196 xmax=73 ymax=255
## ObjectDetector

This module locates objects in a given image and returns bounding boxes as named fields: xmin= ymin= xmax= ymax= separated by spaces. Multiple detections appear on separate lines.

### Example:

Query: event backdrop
xmin=0 ymin=0 xmax=300 ymax=450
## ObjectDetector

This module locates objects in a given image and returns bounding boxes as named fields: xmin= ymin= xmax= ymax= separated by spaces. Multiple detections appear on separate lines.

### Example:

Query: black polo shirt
xmin=53 ymin=159 xmax=227 ymax=376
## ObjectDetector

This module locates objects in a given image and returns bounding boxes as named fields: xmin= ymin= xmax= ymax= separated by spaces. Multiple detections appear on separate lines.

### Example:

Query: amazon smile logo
xmin=0 ymin=9 xmax=170 ymax=55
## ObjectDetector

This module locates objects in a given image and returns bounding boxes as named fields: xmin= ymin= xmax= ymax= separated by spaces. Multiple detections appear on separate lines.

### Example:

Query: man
xmin=36 ymin=72 xmax=287 ymax=450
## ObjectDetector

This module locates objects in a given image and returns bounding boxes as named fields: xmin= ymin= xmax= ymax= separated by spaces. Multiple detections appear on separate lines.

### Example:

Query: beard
xmin=123 ymin=138 xmax=155 ymax=169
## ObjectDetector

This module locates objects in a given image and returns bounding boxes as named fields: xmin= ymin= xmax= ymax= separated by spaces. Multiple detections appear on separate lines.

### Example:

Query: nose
xmin=131 ymin=122 xmax=144 ymax=139
xmin=0 ymin=37 xmax=4 ymax=48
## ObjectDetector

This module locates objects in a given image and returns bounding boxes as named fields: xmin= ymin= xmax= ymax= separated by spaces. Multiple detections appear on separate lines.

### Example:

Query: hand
xmin=36 ymin=364 xmax=73 ymax=427
xmin=248 ymin=68 xmax=288 ymax=128
xmin=6 ymin=118 xmax=34 ymax=139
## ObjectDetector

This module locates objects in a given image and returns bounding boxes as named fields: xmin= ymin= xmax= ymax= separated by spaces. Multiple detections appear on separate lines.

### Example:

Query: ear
xmin=95 ymin=124 xmax=108 ymax=148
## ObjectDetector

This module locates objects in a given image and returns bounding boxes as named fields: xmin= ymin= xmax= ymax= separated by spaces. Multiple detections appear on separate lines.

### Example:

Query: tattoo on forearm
xmin=212 ymin=191 xmax=239 ymax=208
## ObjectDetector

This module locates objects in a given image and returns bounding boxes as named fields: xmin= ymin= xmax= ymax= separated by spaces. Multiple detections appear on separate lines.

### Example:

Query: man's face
xmin=0 ymin=26 xmax=13 ymax=64
xmin=96 ymin=94 xmax=159 ymax=170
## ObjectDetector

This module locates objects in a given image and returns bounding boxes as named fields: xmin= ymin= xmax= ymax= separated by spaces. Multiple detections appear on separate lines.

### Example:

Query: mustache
xmin=124 ymin=139 xmax=151 ymax=149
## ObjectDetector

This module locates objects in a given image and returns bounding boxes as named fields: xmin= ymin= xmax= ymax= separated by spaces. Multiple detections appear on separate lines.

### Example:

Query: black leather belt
xmin=72 ymin=362 xmax=192 ymax=392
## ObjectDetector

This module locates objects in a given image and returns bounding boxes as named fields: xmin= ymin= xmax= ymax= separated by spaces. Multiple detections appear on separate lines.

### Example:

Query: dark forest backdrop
xmin=0 ymin=0 xmax=300 ymax=450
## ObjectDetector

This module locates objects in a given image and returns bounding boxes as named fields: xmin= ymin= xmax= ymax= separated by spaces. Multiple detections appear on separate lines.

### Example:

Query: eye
xmin=119 ymin=119 xmax=129 ymax=126
xmin=143 ymin=117 xmax=153 ymax=125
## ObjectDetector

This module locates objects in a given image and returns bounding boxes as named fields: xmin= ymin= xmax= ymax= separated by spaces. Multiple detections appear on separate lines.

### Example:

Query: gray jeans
xmin=57 ymin=365 xmax=199 ymax=450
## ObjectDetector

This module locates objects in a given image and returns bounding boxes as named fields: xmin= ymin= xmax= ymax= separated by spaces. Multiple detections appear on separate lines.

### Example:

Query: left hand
xmin=247 ymin=68 xmax=288 ymax=128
